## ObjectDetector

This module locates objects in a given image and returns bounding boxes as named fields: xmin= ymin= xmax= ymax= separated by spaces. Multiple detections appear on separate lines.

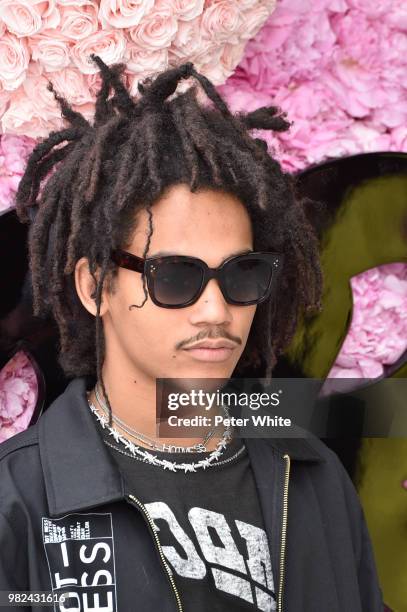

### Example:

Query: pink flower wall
xmin=219 ymin=0 xmax=407 ymax=172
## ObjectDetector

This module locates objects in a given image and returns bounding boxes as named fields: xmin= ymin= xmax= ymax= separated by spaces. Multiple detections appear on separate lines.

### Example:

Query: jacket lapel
xmin=39 ymin=376 xmax=126 ymax=517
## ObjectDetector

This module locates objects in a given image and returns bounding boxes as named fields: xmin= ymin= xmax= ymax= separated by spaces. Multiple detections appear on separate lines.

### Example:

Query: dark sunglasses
xmin=110 ymin=249 xmax=284 ymax=308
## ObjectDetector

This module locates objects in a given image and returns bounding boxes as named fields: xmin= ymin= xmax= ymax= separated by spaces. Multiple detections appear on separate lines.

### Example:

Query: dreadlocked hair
xmin=15 ymin=55 xmax=324 ymax=427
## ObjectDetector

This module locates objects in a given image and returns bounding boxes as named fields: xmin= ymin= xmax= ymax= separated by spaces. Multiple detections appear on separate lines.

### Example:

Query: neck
xmin=87 ymin=361 xmax=224 ymax=452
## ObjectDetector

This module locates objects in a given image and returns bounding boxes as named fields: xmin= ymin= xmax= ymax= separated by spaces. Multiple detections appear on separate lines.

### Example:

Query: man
xmin=0 ymin=57 xmax=383 ymax=611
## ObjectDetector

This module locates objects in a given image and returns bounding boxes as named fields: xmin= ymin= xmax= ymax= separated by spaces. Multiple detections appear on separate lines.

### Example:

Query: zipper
xmin=127 ymin=493 xmax=183 ymax=612
xmin=277 ymin=454 xmax=291 ymax=612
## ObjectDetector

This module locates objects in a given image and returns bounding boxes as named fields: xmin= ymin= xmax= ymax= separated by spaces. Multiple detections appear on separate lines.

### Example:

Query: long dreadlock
xmin=15 ymin=55 xmax=323 ymax=427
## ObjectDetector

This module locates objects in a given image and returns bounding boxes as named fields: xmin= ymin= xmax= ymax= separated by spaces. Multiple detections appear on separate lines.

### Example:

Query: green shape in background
xmin=286 ymin=173 xmax=407 ymax=379
xmin=286 ymin=157 xmax=407 ymax=610
xmin=357 ymin=437 xmax=407 ymax=611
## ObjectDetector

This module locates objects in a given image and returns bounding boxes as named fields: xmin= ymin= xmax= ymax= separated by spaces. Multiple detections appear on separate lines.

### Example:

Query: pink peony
xmin=0 ymin=351 xmax=38 ymax=444
xmin=327 ymin=264 xmax=407 ymax=379
xmin=219 ymin=0 xmax=407 ymax=169
xmin=0 ymin=132 xmax=35 ymax=211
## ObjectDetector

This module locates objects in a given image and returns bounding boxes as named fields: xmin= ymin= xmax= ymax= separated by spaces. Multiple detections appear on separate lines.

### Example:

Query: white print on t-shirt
xmin=145 ymin=502 xmax=276 ymax=611
xmin=41 ymin=512 xmax=118 ymax=612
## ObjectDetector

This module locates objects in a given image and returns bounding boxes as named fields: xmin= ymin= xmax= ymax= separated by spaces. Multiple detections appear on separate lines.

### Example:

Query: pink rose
xmin=220 ymin=41 xmax=246 ymax=78
xmin=171 ymin=0 xmax=204 ymax=21
xmin=71 ymin=29 xmax=127 ymax=74
xmin=1 ymin=86 xmax=61 ymax=138
xmin=239 ymin=4 xmax=271 ymax=41
xmin=0 ymin=0 xmax=43 ymax=37
xmin=170 ymin=17 xmax=202 ymax=59
xmin=59 ymin=1 xmax=99 ymax=40
xmin=129 ymin=5 xmax=178 ymax=49
xmin=57 ymin=0 xmax=96 ymax=5
xmin=124 ymin=45 xmax=168 ymax=73
xmin=49 ymin=68 xmax=93 ymax=105
xmin=71 ymin=101 xmax=96 ymax=124
xmin=88 ymin=69 xmax=131 ymax=99
xmin=192 ymin=44 xmax=225 ymax=84
xmin=127 ymin=70 xmax=152 ymax=97
xmin=237 ymin=0 xmax=270 ymax=8
xmin=201 ymin=0 xmax=243 ymax=45
xmin=29 ymin=34 xmax=71 ymax=72
xmin=22 ymin=64 xmax=62 ymax=116
xmin=0 ymin=34 xmax=30 ymax=92
xmin=98 ymin=0 xmax=155 ymax=29
xmin=0 ymin=1 xmax=60 ymax=37
xmin=86 ymin=71 xmax=102 ymax=97
xmin=0 ymin=85 xmax=10 ymax=119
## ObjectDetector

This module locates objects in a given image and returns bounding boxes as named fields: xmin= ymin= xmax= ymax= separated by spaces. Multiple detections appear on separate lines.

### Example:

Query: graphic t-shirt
xmin=94 ymin=417 xmax=277 ymax=612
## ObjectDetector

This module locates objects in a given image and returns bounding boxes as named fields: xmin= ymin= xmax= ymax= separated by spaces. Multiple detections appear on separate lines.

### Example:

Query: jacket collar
xmin=39 ymin=376 xmax=325 ymax=517
xmin=39 ymin=376 xmax=126 ymax=517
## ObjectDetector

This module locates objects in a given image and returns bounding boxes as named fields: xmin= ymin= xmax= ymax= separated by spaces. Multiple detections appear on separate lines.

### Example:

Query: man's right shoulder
xmin=0 ymin=423 xmax=40 ymax=463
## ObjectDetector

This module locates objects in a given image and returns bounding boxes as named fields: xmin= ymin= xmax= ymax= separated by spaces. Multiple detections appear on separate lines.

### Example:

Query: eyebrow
xmin=151 ymin=248 xmax=253 ymax=258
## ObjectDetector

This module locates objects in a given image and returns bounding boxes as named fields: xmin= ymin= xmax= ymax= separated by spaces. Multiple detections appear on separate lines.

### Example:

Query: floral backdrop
xmin=0 ymin=0 xmax=406 ymax=441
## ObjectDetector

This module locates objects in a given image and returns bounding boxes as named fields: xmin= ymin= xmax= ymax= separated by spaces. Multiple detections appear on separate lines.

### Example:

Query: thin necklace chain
xmin=103 ymin=438 xmax=247 ymax=469
xmin=87 ymin=399 xmax=234 ymax=473
xmin=93 ymin=384 xmax=216 ymax=453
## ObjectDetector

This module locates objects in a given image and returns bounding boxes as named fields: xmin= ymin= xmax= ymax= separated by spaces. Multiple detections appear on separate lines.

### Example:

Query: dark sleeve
xmin=0 ymin=511 xmax=31 ymax=611
xmin=334 ymin=453 xmax=385 ymax=611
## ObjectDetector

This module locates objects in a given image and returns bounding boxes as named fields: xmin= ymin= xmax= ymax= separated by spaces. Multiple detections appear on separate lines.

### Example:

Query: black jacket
xmin=0 ymin=376 xmax=384 ymax=611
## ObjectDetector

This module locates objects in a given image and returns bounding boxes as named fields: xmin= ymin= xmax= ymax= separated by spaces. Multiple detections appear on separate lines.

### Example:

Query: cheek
xmin=237 ymin=305 xmax=257 ymax=329
xmin=118 ymin=296 xmax=177 ymax=352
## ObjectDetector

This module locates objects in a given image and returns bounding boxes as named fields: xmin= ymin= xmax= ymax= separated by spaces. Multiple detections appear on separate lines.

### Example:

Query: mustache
xmin=177 ymin=331 xmax=242 ymax=351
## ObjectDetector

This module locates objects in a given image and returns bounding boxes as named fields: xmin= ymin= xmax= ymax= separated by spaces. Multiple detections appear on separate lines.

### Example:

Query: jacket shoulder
xmin=0 ymin=424 xmax=39 ymax=462
xmin=0 ymin=376 xmax=79 ymax=463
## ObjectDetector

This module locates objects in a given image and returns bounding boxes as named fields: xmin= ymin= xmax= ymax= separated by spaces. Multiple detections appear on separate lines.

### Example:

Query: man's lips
xmin=182 ymin=340 xmax=238 ymax=350
xmin=182 ymin=344 xmax=236 ymax=362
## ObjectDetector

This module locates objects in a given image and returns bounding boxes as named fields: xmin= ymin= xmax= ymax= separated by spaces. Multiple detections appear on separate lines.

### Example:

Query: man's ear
xmin=74 ymin=257 xmax=109 ymax=317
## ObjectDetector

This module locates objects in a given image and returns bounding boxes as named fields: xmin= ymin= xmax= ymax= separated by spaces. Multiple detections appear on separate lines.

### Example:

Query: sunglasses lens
xmin=153 ymin=260 xmax=203 ymax=306
xmin=225 ymin=257 xmax=273 ymax=303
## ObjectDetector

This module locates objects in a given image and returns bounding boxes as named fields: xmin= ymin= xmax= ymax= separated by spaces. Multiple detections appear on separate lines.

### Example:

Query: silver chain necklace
xmin=103 ymin=438 xmax=247 ymax=469
xmin=87 ymin=396 xmax=234 ymax=474
xmin=93 ymin=384 xmax=215 ymax=453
